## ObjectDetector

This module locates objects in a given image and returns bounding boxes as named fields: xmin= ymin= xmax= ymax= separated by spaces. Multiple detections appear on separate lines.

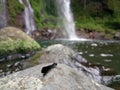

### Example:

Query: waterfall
xmin=19 ymin=0 xmax=36 ymax=34
xmin=56 ymin=0 xmax=78 ymax=40
xmin=0 ymin=0 xmax=7 ymax=28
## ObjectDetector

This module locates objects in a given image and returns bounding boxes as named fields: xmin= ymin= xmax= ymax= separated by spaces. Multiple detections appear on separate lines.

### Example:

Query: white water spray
xmin=0 ymin=0 xmax=7 ymax=28
xmin=19 ymin=0 xmax=36 ymax=34
xmin=56 ymin=0 xmax=78 ymax=40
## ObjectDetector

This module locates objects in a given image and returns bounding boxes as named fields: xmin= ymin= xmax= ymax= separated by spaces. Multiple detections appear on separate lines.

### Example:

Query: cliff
xmin=1 ymin=0 xmax=120 ymax=35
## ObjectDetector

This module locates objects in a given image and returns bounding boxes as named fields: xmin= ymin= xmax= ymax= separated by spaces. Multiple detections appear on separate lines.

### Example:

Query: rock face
xmin=39 ymin=44 xmax=75 ymax=64
xmin=0 ymin=27 xmax=40 ymax=56
xmin=41 ymin=64 xmax=113 ymax=90
xmin=39 ymin=44 xmax=117 ymax=85
xmin=0 ymin=63 xmax=114 ymax=90
xmin=114 ymin=31 xmax=120 ymax=40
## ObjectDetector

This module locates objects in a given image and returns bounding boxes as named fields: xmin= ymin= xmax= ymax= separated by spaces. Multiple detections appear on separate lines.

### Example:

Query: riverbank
xmin=0 ymin=63 xmax=114 ymax=90
xmin=31 ymin=28 xmax=120 ymax=40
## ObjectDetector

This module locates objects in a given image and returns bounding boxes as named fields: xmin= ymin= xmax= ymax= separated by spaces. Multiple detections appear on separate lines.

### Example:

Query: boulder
xmin=114 ymin=31 xmax=120 ymax=40
xmin=0 ymin=63 xmax=114 ymax=90
xmin=39 ymin=44 xmax=75 ymax=64
xmin=0 ymin=27 xmax=40 ymax=56
xmin=38 ymin=44 xmax=116 ymax=84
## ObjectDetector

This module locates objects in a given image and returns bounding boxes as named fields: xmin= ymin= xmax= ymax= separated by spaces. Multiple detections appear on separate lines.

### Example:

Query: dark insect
xmin=41 ymin=63 xmax=57 ymax=76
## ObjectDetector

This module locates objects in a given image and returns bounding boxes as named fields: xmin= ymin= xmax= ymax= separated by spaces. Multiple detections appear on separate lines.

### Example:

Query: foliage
xmin=7 ymin=0 xmax=120 ymax=35
xmin=71 ymin=0 xmax=120 ymax=34
xmin=30 ymin=0 xmax=57 ymax=29
xmin=32 ymin=0 xmax=120 ymax=34
xmin=7 ymin=0 xmax=24 ymax=26
xmin=0 ymin=27 xmax=40 ymax=56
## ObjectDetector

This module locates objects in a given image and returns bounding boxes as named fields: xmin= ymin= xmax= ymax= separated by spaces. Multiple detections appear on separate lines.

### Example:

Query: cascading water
xmin=0 ymin=0 xmax=7 ymax=28
xmin=19 ymin=0 xmax=36 ymax=34
xmin=56 ymin=0 xmax=78 ymax=40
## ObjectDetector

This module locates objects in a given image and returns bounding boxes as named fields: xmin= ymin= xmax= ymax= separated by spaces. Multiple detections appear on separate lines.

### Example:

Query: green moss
xmin=0 ymin=27 xmax=41 ymax=56
xmin=30 ymin=0 xmax=57 ymax=29
xmin=25 ymin=51 xmax=41 ymax=68
xmin=7 ymin=0 xmax=24 ymax=26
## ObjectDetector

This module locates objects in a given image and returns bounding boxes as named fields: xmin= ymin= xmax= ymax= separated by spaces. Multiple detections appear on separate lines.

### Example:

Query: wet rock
xmin=0 ymin=70 xmax=2 ymax=73
xmin=32 ymin=28 xmax=57 ymax=40
xmin=113 ymin=75 xmax=120 ymax=82
xmin=20 ymin=55 xmax=26 ymax=59
xmin=72 ymin=53 xmax=88 ymax=63
xmin=114 ymin=31 xmax=120 ymax=40
xmin=15 ymin=13 xmax=24 ymax=28
xmin=14 ymin=62 xmax=20 ymax=67
xmin=0 ymin=51 xmax=36 ymax=62
xmin=7 ymin=64 xmax=13 ymax=68
xmin=93 ymin=32 xmax=105 ymax=39
xmin=0 ymin=58 xmax=5 ymax=62
xmin=7 ymin=55 xmax=12 ymax=60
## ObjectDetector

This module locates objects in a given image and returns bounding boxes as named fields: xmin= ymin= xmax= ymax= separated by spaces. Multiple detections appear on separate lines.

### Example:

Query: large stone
xmin=114 ymin=31 xmax=120 ymax=40
xmin=39 ymin=44 xmax=75 ymax=64
xmin=0 ymin=27 xmax=40 ymax=56
xmin=38 ymin=44 xmax=116 ymax=84
xmin=0 ymin=63 xmax=114 ymax=90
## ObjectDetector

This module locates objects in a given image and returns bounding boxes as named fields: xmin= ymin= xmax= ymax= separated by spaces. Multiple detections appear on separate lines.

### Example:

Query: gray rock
xmin=39 ymin=44 xmax=75 ymax=64
xmin=0 ymin=64 xmax=114 ymax=90
xmin=41 ymin=64 xmax=114 ymax=90
xmin=39 ymin=44 xmax=120 ymax=85
xmin=114 ymin=31 xmax=120 ymax=40
xmin=39 ymin=44 xmax=103 ymax=84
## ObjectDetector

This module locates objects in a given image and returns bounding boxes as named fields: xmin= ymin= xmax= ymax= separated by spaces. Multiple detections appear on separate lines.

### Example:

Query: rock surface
xmin=39 ymin=44 xmax=75 ymax=64
xmin=0 ymin=63 xmax=114 ymax=90
xmin=38 ymin=44 xmax=117 ymax=85
xmin=114 ymin=31 xmax=120 ymax=40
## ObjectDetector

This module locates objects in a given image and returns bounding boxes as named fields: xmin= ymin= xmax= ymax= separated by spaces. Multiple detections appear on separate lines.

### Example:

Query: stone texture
xmin=39 ymin=44 xmax=75 ymax=64
xmin=38 ymin=44 xmax=116 ymax=85
xmin=0 ymin=63 xmax=114 ymax=90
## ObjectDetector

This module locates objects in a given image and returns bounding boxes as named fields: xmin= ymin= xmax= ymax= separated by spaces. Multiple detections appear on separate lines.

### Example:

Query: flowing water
xmin=19 ymin=0 xmax=36 ymax=34
xmin=56 ymin=0 xmax=78 ymax=40
xmin=0 ymin=0 xmax=7 ymax=28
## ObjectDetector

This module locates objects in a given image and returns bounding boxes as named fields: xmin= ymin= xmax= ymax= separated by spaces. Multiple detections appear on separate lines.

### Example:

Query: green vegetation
xmin=7 ymin=0 xmax=120 ymax=35
xmin=30 ymin=0 xmax=120 ymax=34
xmin=25 ymin=51 xmax=41 ymax=68
xmin=30 ymin=0 xmax=57 ymax=29
xmin=7 ymin=0 xmax=24 ymax=26
xmin=0 ymin=27 xmax=40 ymax=56
xmin=71 ymin=0 xmax=120 ymax=34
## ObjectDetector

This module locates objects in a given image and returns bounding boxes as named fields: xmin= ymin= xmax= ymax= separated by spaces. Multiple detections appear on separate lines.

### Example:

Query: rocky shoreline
xmin=0 ymin=64 xmax=114 ymax=90
xmin=0 ymin=26 xmax=119 ymax=89
xmin=31 ymin=28 xmax=120 ymax=40
xmin=0 ymin=51 xmax=36 ymax=62
xmin=0 ymin=44 xmax=117 ymax=90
